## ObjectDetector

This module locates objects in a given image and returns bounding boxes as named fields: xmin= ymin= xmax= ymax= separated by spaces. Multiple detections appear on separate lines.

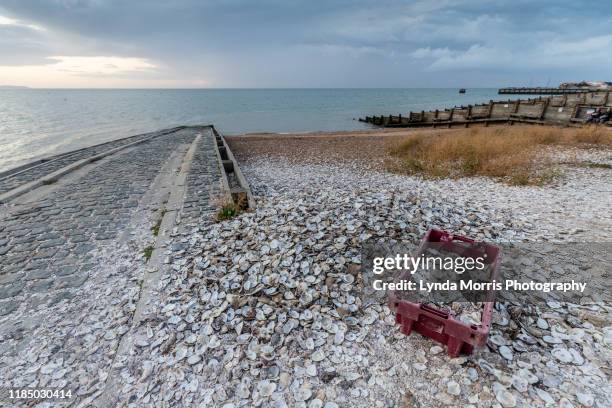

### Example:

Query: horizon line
xmin=0 ymin=86 xmax=507 ymax=90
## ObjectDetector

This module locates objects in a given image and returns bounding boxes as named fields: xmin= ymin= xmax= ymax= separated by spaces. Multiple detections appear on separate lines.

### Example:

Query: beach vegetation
xmin=151 ymin=219 xmax=162 ymax=236
xmin=151 ymin=209 xmax=167 ymax=236
xmin=216 ymin=201 xmax=241 ymax=221
xmin=573 ymin=125 xmax=609 ymax=144
xmin=143 ymin=245 xmax=154 ymax=261
xmin=389 ymin=125 xmax=612 ymax=185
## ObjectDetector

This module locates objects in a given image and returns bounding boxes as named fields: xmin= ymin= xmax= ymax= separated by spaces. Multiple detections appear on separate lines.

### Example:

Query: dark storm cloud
xmin=0 ymin=0 xmax=610 ymax=87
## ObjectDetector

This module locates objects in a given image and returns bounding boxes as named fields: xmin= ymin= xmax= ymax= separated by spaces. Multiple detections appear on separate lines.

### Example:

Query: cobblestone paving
xmin=179 ymin=129 xmax=222 ymax=225
xmin=0 ymin=128 xmax=194 ymax=311
xmin=0 ymin=126 xmax=221 ymax=406
xmin=83 ymin=129 xmax=226 ymax=407
xmin=0 ymin=127 xmax=185 ymax=195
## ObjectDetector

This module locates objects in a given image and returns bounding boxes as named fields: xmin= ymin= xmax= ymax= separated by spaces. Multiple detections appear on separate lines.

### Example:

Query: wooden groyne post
xmin=359 ymin=91 xmax=612 ymax=129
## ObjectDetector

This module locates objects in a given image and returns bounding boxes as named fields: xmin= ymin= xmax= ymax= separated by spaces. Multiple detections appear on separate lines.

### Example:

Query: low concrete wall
xmin=211 ymin=126 xmax=256 ymax=210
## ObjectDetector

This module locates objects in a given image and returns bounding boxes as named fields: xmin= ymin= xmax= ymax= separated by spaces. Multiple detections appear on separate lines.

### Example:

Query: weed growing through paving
xmin=217 ymin=202 xmax=240 ymax=221
xmin=151 ymin=220 xmax=161 ymax=236
xmin=151 ymin=209 xmax=167 ymax=236
xmin=389 ymin=125 xmax=612 ymax=185
xmin=143 ymin=246 xmax=154 ymax=261
xmin=212 ymin=193 xmax=242 ymax=221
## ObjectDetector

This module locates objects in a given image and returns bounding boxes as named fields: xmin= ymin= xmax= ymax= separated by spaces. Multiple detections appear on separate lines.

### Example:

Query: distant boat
xmin=459 ymin=88 xmax=466 ymax=94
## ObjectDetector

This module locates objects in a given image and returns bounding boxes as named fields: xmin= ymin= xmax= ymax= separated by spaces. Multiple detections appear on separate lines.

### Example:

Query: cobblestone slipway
xmin=0 ymin=126 xmax=221 ymax=406
xmin=0 ymin=127 xmax=186 ymax=196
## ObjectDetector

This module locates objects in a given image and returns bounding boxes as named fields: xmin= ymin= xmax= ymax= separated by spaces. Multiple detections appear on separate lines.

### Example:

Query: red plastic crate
xmin=388 ymin=229 xmax=502 ymax=357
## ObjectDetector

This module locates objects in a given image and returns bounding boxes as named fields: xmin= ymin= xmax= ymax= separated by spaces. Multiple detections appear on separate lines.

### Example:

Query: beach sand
xmin=227 ymin=128 xmax=422 ymax=170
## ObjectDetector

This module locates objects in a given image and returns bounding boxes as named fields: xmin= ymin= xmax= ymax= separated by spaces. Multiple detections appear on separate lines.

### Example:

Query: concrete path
xmin=0 ymin=126 xmax=221 ymax=406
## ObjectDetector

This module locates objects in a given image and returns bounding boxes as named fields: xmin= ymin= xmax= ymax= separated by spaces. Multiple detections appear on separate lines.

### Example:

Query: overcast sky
xmin=0 ymin=0 xmax=610 ymax=88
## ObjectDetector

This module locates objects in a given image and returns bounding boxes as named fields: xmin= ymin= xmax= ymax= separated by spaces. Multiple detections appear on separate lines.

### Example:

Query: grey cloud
xmin=0 ymin=0 xmax=610 ymax=87
xmin=0 ymin=25 xmax=52 ymax=65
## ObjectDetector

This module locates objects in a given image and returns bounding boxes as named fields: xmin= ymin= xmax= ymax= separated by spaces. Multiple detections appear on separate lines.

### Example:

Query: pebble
xmin=576 ymin=392 xmax=594 ymax=407
xmin=490 ymin=334 xmax=507 ymax=346
xmin=430 ymin=345 xmax=444 ymax=355
xmin=499 ymin=345 xmax=513 ymax=361
xmin=536 ymin=388 xmax=555 ymax=405
xmin=569 ymin=348 xmax=584 ymax=365
xmin=257 ymin=380 xmax=277 ymax=397
xmin=305 ymin=364 xmax=317 ymax=377
xmin=236 ymin=382 xmax=251 ymax=399
xmin=511 ymin=374 xmax=528 ymax=393
xmin=543 ymin=335 xmax=563 ymax=344
xmin=447 ymin=381 xmax=461 ymax=396
xmin=495 ymin=388 xmax=517 ymax=407
xmin=552 ymin=348 xmax=573 ymax=363
xmin=536 ymin=317 xmax=549 ymax=330
xmin=311 ymin=351 xmax=325 ymax=362
xmin=467 ymin=368 xmax=478 ymax=381
xmin=309 ymin=399 xmax=323 ymax=408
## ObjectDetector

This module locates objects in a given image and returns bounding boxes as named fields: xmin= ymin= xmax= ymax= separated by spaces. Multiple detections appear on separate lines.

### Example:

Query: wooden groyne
xmin=360 ymin=91 xmax=612 ymax=128
xmin=498 ymin=87 xmax=593 ymax=95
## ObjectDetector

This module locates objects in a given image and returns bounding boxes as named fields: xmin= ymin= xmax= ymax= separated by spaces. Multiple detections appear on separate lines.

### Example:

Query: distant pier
xmin=498 ymin=87 xmax=593 ymax=95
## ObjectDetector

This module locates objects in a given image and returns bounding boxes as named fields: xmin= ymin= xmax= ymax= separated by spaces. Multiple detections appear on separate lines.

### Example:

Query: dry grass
xmin=572 ymin=125 xmax=612 ymax=144
xmin=389 ymin=125 xmax=612 ymax=185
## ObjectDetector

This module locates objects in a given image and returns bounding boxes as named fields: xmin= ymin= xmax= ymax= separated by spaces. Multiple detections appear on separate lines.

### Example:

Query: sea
xmin=0 ymin=88 xmax=502 ymax=172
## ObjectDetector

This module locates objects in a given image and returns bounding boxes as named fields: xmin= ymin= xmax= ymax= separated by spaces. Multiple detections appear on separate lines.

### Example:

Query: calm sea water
xmin=0 ymin=88 xmax=501 ymax=172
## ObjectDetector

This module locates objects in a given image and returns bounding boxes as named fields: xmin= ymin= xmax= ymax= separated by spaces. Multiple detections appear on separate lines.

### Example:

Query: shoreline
xmin=233 ymin=127 xmax=414 ymax=137
xmin=0 ymin=88 xmax=505 ymax=172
